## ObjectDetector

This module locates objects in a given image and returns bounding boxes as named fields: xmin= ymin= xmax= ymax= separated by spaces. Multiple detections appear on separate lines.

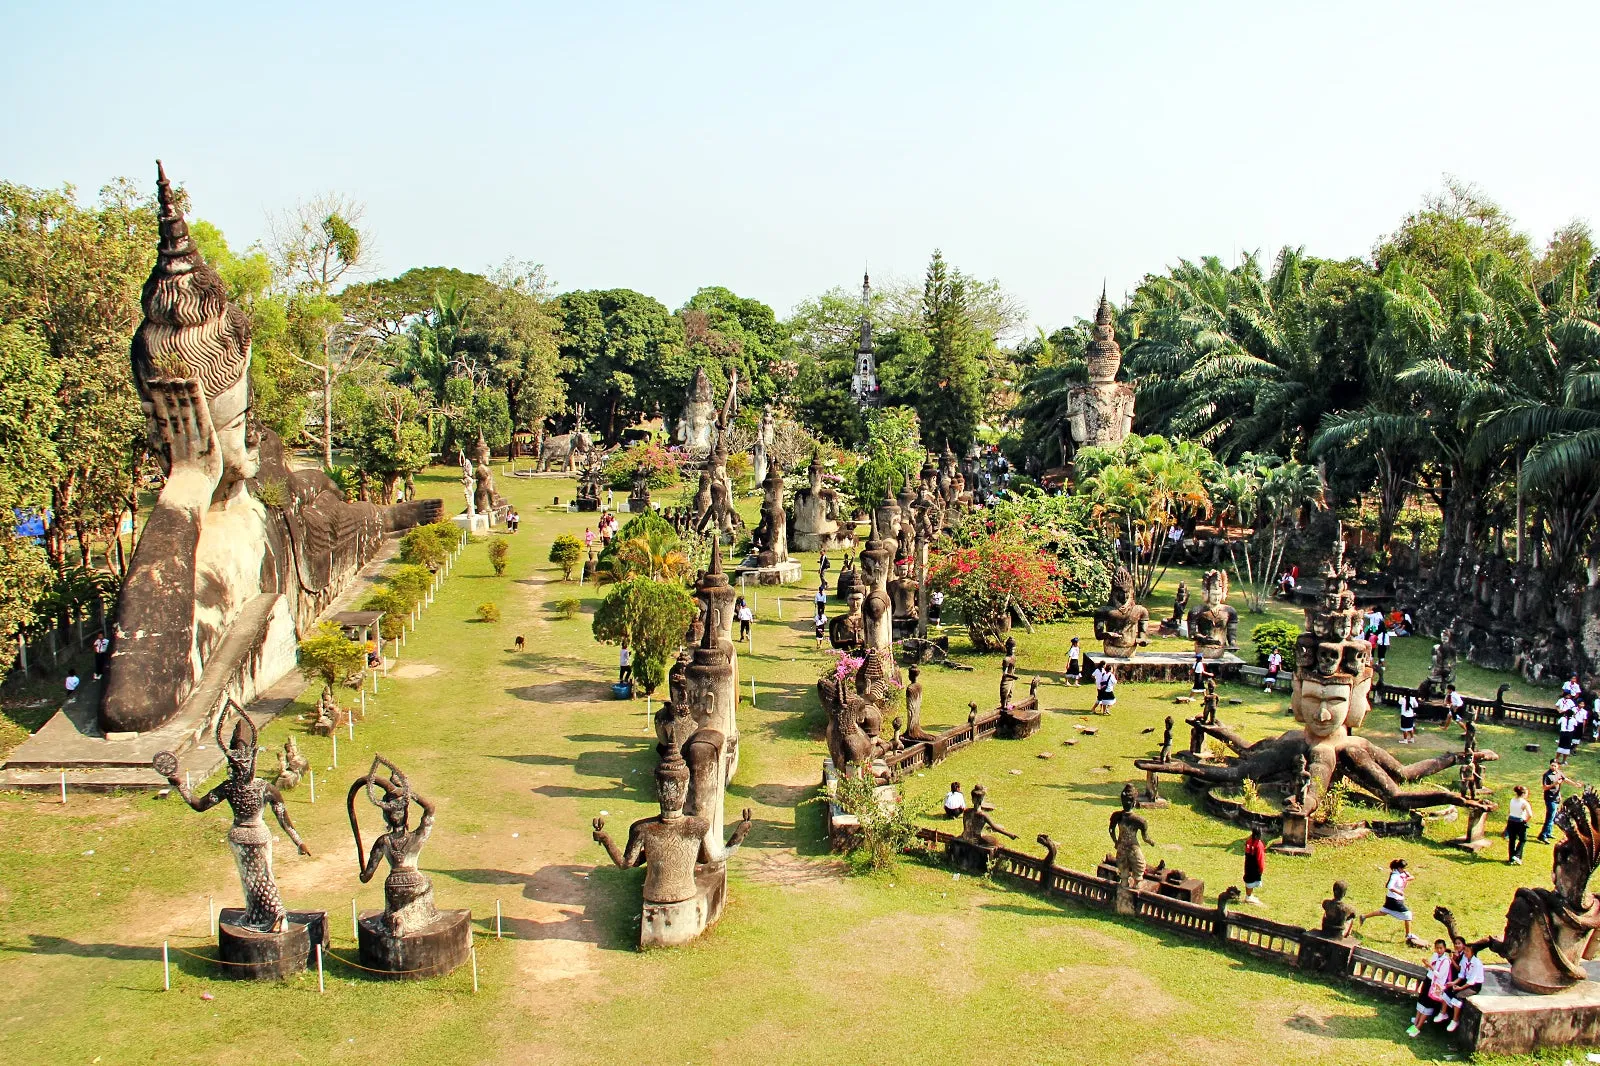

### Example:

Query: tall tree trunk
xmin=321 ymin=364 xmax=334 ymax=470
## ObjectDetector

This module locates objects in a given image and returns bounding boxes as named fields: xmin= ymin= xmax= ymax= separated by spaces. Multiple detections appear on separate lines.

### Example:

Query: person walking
xmin=1242 ymin=826 xmax=1266 ymax=905
xmin=1443 ymin=685 xmax=1466 ymax=731
xmin=1505 ymin=784 xmax=1532 ymax=865
xmin=737 ymin=598 xmax=753 ymax=642
xmin=1065 ymin=636 xmax=1083 ymax=687
xmin=1360 ymin=858 xmax=1422 ymax=947
xmin=1263 ymin=649 xmax=1283 ymax=692
xmin=1539 ymin=761 xmax=1569 ymax=843
xmin=813 ymin=602 xmax=827 ymax=646
xmin=92 ymin=633 xmax=111 ymax=680
xmin=818 ymin=550 xmax=831 ymax=591
xmin=1399 ymin=693 xmax=1418 ymax=744
xmin=1094 ymin=663 xmax=1117 ymax=715
xmin=1375 ymin=622 xmax=1392 ymax=664
xmin=1556 ymin=700 xmax=1579 ymax=765
xmin=929 ymin=589 xmax=944 ymax=626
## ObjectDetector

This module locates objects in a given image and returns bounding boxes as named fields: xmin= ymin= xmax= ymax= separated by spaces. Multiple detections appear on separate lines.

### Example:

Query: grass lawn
xmin=0 ymin=466 xmax=1589 ymax=1065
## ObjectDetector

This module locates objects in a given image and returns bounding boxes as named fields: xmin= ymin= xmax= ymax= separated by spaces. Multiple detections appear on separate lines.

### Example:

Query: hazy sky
xmin=3 ymin=1 xmax=1596 ymax=333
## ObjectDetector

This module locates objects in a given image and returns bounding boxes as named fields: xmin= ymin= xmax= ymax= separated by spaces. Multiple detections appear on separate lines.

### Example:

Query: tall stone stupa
xmin=1065 ymin=287 xmax=1135 ymax=460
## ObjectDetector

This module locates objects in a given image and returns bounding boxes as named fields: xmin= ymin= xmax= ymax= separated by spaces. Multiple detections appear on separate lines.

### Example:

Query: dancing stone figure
xmin=347 ymin=755 xmax=472 ymax=977
xmin=155 ymin=703 xmax=324 ymax=977
xmin=1109 ymin=783 xmax=1153 ymax=914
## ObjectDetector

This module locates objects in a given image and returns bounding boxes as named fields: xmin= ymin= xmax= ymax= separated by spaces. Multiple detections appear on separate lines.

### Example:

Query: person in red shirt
xmin=1243 ymin=826 xmax=1266 ymax=904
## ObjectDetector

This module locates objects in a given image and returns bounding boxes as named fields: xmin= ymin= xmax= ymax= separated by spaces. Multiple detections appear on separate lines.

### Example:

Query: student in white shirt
xmin=1065 ymin=637 xmax=1082 ymax=687
xmin=942 ymin=781 xmax=967 ymax=819
xmin=1263 ymin=650 xmax=1283 ymax=691
xmin=1564 ymin=675 xmax=1583 ymax=700
xmin=1443 ymin=685 xmax=1466 ymax=731
xmin=64 ymin=670 xmax=81 ymax=694
xmin=1095 ymin=664 xmax=1117 ymax=715
xmin=1442 ymin=940 xmax=1485 ymax=1032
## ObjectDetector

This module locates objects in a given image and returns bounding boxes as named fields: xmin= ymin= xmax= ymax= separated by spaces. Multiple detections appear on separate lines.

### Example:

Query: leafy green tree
xmin=914 ymin=250 xmax=989 ymax=452
xmin=0 ymin=323 xmax=60 ymax=666
xmin=350 ymin=382 xmax=431 ymax=502
xmin=850 ymin=407 xmax=923 ymax=513
xmin=487 ymin=539 xmax=509 ymax=576
xmin=556 ymin=289 xmax=685 ymax=441
xmin=1075 ymin=434 xmax=1214 ymax=601
xmin=0 ymin=179 xmax=149 ymax=577
xmin=591 ymin=577 xmax=697 ymax=694
xmin=297 ymin=620 xmax=365 ymax=698
xmin=595 ymin=512 xmax=689 ymax=584
xmin=548 ymin=535 xmax=583 ymax=581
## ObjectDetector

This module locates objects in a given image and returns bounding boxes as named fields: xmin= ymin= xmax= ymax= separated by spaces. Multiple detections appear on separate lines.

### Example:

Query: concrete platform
xmin=732 ymin=559 xmax=803 ymax=586
xmin=1089 ymin=652 xmax=1244 ymax=683
xmin=1466 ymin=959 xmax=1600 ymax=1054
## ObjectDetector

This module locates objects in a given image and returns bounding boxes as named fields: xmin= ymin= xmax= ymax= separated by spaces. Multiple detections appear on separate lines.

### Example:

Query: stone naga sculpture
xmin=591 ymin=748 xmax=752 ymax=907
xmin=154 ymin=703 xmax=311 ymax=932
xmin=1093 ymin=566 xmax=1149 ymax=657
xmin=347 ymin=755 xmax=441 ymax=938
xmin=1188 ymin=569 xmax=1239 ymax=657
xmin=1435 ymin=788 xmax=1600 ymax=993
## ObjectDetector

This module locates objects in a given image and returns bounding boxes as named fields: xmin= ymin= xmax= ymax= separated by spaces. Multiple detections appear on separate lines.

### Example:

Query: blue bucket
xmin=612 ymin=682 xmax=634 ymax=700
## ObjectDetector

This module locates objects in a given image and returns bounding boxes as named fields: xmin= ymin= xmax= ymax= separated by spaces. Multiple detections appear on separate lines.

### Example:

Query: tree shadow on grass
xmin=441 ymin=863 xmax=635 ymax=951
xmin=509 ymin=679 xmax=615 ymax=704
xmin=13 ymin=935 xmax=163 ymax=963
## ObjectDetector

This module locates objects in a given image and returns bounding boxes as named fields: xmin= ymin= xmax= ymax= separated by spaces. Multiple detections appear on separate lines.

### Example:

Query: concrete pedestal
xmin=732 ymin=559 xmax=803 ymax=586
xmin=1270 ymin=812 xmax=1313 ymax=856
xmin=1465 ymin=960 xmax=1600 ymax=1054
xmin=641 ymin=863 xmax=727 ymax=949
xmin=1453 ymin=806 xmax=1491 ymax=852
xmin=356 ymin=908 xmax=473 ymax=978
xmin=452 ymin=512 xmax=491 ymax=534
xmin=1136 ymin=770 xmax=1170 ymax=809
xmin=217 ymin=908 xmax=327 ymax=979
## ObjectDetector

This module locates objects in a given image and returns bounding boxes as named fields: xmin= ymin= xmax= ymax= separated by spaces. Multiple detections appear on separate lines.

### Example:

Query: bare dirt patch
xmin=740 ymin=850 xmax=846 ymax=887
xmin=392 ymin=663 xmax=440 ymax=679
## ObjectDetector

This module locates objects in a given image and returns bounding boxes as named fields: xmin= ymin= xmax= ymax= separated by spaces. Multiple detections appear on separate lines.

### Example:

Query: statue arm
xmin=359 ymin=838 xmax=386 ymax=884
xmin=266 ymin=785 xmax=313 ymax=855
xmin=987 ymin=815 xmax=1018 ymax=840
xmin=1341 ymin=742 xmax=1489 ymax=810
xmin=167 ymin=775 xmax=225 ymax=812
xmin=413 ymin=790 xmax=437 ymax=842
xmin=591 ymin=817 xmax=628 ymax=867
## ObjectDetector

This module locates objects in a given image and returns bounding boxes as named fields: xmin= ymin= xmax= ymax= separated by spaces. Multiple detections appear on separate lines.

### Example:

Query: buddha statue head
xmin=655 ymin=748 xmax=691 ymax=819
xmin=132 ymin=162 xmax=257 ymax=496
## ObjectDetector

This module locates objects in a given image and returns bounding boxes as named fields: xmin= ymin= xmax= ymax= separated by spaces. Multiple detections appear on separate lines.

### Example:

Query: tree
xmin=549 ymin=535 xmax=583 ymax=581
xmin=596 ymin=513 xmax=690 ymax=584
xmin=487 ymin=540 xmax=509 ymax=576
xmin=349 ymin=382 xmax=431 ymax=502
xmin=0 ymin=179 xmax=150 ymax=578
xmin=914 ymin=250 xmax=989 ymax=453
xmin=1222 ymin=458 xmax=1324 ymax=611
xmin=267 ymin=193 xmax=373 ymax=468
xmin=927 ymin=530 xmax=1063 ymax=651
xmin=297 ymin=620 xmax=365 ymax=697
xmin=591 ymin=578 xmax=697 ymax=695
xmin=1075 ymin=435 xmax=1215 ymax=602
xmin=556 ymin=289 xmax=685 ymax=441
xmin=849 ymin=407 xmax=923 ymax=514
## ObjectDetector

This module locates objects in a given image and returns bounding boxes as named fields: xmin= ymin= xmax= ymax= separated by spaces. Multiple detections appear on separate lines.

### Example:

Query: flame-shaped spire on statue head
xmin=1087 ymin=283 xmax=1122 ymax=386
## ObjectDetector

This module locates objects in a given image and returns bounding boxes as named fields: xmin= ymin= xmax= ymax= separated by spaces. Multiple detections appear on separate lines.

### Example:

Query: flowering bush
xmin=602 ymin=441 xmax=683 ymax=491
xmin=928 ymin=531 xmax=1064 ymax=651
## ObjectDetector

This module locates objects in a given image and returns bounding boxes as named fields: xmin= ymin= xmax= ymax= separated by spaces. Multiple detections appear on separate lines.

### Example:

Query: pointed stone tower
xmin=1065 ymin=286 xmax=1136 ymax=461
xmin=850 ymin=271 xmax=879 ymax=407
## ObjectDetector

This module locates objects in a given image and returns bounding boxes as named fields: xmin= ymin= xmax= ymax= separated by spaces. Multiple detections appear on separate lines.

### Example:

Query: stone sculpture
xmin=750 ymin=468 xmax=789 ymax=567
xmin=1170 ymin=581 xmax=1190 ymax=627
xmin=828 ymin=591 xmax=866 ymax=652
xmin=1139 ymin=533 xmax=1496 ymax=823
xmin=1436 ymin=788 xmax=1600 ymax=994
xmin=1109 ymin=783 xmax=1153 ymax=912
xmin=751 ymin=407 xmax=773 ymax=486
xmin=999 ymin=636 xmax=1018 ymax=710
xmin=1094 ymin=566 xmax=1150 ymax=657
xmin=902 ymin=665 xmax=936 ymax=743
xmin=1201 ymin=677 xmax=1219 ymax=725
xmin=104 ymin=164 xmax=438 ymax=735
xmin=156 ymin=705 xmax=311 ymax=932
xmin=347 ymin=755 xmax=472 ymax=976
xmin=1063 ymin=290 xmax=1136 ymax=462
xmin=1158 ymin=716 xmax=1174 ymax=762
xmin=1320 ymin=881 xmax=1357 ymax=939
xmin=592 ymin=748 xmax=753 ymax=936
xmin=274 ymin=736 xmax=309 ymax=791
xmin=628 ymin=466 xmax=652 ymax=513
xmin=957 ymin=784 xmax=1017 ymax=848
xmin=471 ymin=432 xmax=502 ymax=519
xmin=695 ymin=436 xmax=738 ymax=537
xmin=1187 ymin=569 xmax=1239 ymax=658
xmin=790 ymin=455 xmax=852 ymax=552
xmin=858 ymin=490 xmax=898 ymax=664
xmin=677 ymin=367 xmax=717 ymax=452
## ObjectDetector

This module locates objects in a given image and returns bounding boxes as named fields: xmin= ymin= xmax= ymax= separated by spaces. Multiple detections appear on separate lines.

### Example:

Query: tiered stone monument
xmin=347 ymin=756 xmax=471 ymax=978
xmin=676 ymin=366 xmax=717 ymax=452
xmin=1064 ymin=288 xmax=1135 ymax=462
xmin=592 ymin=544 xmax=750 ymax=948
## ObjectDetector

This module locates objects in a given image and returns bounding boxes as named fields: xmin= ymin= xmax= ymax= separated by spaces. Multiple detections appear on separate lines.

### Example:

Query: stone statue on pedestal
xmin=1109 ymin=783 xmax=1153 ymax=896
xmin=957 ymin=784 xmax=1017 ymax=848
xmin=1063 ymin=291 xmax=1136 ymax=463
xmin=1094 ymin=567 xmax=1149 ymax=657
xmin=1188 ymin=569 xmax=1239 ymax=658
xmin=677 ymin=367 xmax=716 ymax=452
xmin=751 ymin=407 xmax=773 ymax=487
xmin=790 ymin=455 xmax=851 ymax=552
xmin=472 ymin=432 xmax=500 ymax=518
xmin=999 ymin=636 xmax=1018 ymax=710
xmin=348 ymin=755 xmax=439 ymax=937
xmin=155 ymin=705 xmax=311 ymax=932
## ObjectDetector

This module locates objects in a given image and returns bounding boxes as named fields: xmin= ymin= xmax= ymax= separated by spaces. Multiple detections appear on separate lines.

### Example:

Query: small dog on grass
xmin=514 ymin=635 xmax=526 ymax=652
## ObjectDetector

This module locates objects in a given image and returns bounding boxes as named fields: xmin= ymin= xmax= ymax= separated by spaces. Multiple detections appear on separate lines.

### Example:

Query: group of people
xmin=1408 ymin=935 xmax=1485 ymax=1036
xmin=1554 ymin=673 xmax=1593 ymax=764
xmin=584 ymin=511 xmax=620 ymax=551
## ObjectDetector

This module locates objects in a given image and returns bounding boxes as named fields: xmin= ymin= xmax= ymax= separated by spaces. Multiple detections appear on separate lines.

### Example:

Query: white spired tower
xmin=850 ymin=271 xmax=880 ymax=407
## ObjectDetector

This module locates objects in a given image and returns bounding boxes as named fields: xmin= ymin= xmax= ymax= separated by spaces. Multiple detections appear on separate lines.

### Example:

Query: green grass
xmin=0 ymin=465 xmax=1587 ymax=1065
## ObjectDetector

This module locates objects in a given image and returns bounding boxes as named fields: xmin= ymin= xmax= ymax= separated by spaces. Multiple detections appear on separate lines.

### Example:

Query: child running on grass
xmin=1361 ymin=858 xmax=1423 ymax=947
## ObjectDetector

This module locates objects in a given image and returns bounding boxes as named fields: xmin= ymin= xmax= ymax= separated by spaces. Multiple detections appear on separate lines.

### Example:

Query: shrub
xmin=257 ymin=478 xmax=289 ymax=509
xmin=549 ymin=535 xmax=584 ymax=581
xmin=927 ymin=531 xmax=1065 ymax=651
xmin=361 ymin=587 xmax=412 ymax=640
xmin=595 ymin=512 xmax=689 ymax=583
xmin=601 ymin=441 xmax=683 ymax=491
xmin=1250 ymin=620 xmax=1301 ymax=665
xmin=476 ymin=602 xmax=501 ymax=624
xmin=296 ymin=620 xmax=365 ymax=695
xmin=553 ymin=597 xmax=582 ymax=620
xmin=487 ymin=539 xmax=509 ymax=576
xmin=591 ymin=577 xmax=697 ymax=695
xmin=827 ymin=772 xmax=919 ymax=873
xmin=401 ymin=524 xmax=452 ymax=569
xmin=389 ymin=564 xmax=432 ymax=603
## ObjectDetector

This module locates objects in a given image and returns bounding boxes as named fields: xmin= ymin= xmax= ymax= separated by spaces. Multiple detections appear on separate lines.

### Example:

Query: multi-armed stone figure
xmin=155 ymin=702 xmax=323 ymax=977
xmin=1138 ymin=531 xmax=1494 ymax=831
